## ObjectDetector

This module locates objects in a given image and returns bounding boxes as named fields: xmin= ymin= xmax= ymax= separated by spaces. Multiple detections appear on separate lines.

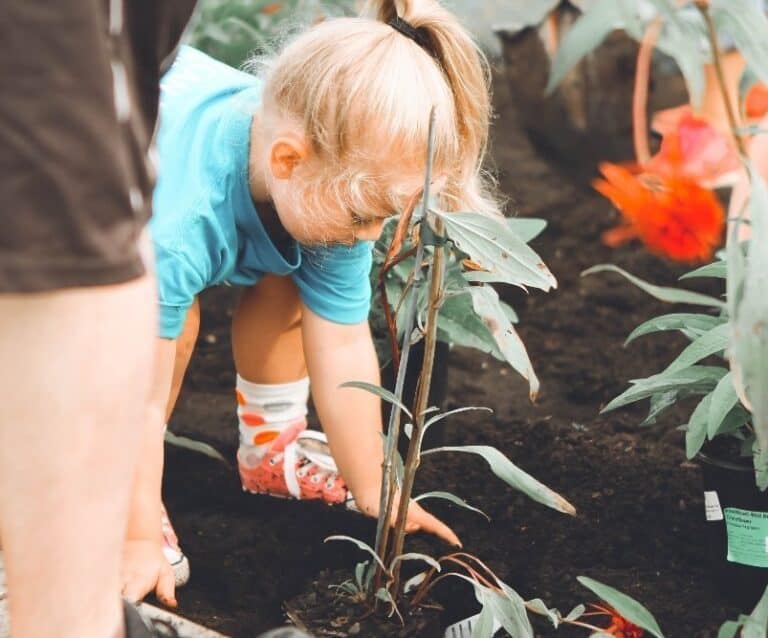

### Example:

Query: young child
xmin=120 ymin=0 xmax=502 ymax=606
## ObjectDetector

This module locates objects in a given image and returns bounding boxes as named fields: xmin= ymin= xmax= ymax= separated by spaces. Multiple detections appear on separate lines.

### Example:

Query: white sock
xmin=236 ymin=375 xmax=310 ymax=462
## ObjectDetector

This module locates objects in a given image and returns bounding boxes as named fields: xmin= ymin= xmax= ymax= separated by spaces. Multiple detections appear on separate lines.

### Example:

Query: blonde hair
xmin=256 ymin=0 xmax=501 ymax=230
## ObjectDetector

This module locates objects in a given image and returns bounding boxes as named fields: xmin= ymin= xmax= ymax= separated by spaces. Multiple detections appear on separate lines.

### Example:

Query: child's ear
xmin=268 ymin=135 xmax=307 ymax=180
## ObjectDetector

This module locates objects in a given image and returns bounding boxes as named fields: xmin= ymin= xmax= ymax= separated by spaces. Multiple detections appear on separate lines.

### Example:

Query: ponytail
xmin=260 ymin=0 xmax=502 ymax=222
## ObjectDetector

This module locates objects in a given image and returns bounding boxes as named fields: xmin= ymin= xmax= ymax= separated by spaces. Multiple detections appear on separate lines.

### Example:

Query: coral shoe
xmin=160 ymin=504 xmax=190 ymax=587
xmin=238 ymin=422 xmax=356 ymax=510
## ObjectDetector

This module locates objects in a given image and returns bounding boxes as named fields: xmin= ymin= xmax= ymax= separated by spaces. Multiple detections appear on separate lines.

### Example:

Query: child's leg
xmin=0 ymin=275 xmax=155 ymax=638
xmin=231 ymin=276 xmax=349 ymax=503
xmin=231 ymin=275 xmax=310 ymax=465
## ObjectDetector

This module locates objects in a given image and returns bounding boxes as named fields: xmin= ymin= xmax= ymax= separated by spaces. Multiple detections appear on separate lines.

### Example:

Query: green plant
xmin=549 ymin=0 xmax=768 ymax=487
xmin=323 ymin=110 xmax=581 ymax=636
xmin=185 ymin=0 xmax=355 ymax=67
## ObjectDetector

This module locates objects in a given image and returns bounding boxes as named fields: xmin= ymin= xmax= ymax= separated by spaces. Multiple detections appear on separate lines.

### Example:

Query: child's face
xmin=270 ymin=182 xmax=389 ymax=246
xmin=260 ymin=122 xmax=430 ymax=246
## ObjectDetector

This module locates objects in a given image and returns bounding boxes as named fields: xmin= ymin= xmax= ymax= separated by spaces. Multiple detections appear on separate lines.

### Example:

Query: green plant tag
xmin=724 ymin=508 xmax=768 ymax=568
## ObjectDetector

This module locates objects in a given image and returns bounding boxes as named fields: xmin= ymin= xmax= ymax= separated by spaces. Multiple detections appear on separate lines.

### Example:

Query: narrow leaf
xmin=583 ymin=265 xmax=726 ymax=308
xmin=339 ymin=381 xmax=412 ymax=418
xmin=164 ymin=430 xmax=229 ymax=466
xmin=577 ymin=577 xmax=666 ymax=638
xmin=708 ymin=372 xmax=739 ymax=438
xmin=686 ymin=393 xmax=713 ymax=459
xmin=680 ymin=261 xmax=728 ymax=280
xmin=423 ymin=445 xmax=576 ymax=515
xmin=389 ymin=553 xmax=441 ymax=573
xmin=603 ymin=366 xmax=727 ymax=412
xmin=743 ymin=585 xmax=768 ymax=638
xmin=324 ymin=535 xmax=387 ymax=572
xmin=414 ymin=491 xmax=491 ymax=521
xmin=424 ymin=406 xmax=493 ymax=431
xmin=664 ymin=323 xmax=729 ymax=373
xmin=625 ymin=313 xmax=723 ymax=345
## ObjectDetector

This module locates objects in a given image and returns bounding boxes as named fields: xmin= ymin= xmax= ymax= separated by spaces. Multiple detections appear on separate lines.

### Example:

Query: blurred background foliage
xmin=184 ymin=0 xmax=356 ymax=67
xmin=182 ymin=0 xmax=574 ymax=66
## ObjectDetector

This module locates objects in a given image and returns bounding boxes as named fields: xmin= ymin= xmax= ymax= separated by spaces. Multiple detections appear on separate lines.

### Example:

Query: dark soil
xmin=163 ymin=69 xmax=749 ymax=637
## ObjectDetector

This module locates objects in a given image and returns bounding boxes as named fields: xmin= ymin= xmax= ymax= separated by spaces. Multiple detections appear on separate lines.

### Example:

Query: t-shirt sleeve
xmin=151 ymin=210 xmax=226 ymax=338
xmin=292 ymin=241 xmax=373 ymax=324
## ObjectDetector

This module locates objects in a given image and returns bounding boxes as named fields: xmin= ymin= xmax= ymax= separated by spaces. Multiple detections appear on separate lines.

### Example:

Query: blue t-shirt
xmin=151 ymin=46 xmax=373 ymax=338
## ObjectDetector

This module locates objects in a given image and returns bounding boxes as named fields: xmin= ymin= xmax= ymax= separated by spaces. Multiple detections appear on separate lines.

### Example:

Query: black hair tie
xmin=388 ymin=14 xmax=437 ymax=59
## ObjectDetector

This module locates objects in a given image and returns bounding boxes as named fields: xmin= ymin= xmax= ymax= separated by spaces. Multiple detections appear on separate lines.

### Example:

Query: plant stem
xmin=388 ymin=214 xmax=446 ymax=596
xmin=373 ymin=108 xmax=438 ymax=592
xmin=632 ymin=18 xmax=661 ymax=165
xmin=697 ymin=2 xmax=748 ymax=157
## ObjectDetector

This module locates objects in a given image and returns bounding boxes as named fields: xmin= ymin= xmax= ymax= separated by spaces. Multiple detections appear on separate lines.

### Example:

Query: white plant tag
xmin=705 ymin=490 xmax=724 ymax=521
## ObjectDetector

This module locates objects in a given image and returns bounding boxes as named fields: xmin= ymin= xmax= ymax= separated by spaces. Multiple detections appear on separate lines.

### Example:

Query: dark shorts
xmin=0 ymin=1 xmax=197 ymax=292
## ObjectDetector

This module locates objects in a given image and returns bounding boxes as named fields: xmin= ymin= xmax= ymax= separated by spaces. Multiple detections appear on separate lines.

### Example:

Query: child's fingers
xmin=408 ymin=504 xmax=462 ymax=548
xmin=156 ymin=564 xmax=178 ymax=608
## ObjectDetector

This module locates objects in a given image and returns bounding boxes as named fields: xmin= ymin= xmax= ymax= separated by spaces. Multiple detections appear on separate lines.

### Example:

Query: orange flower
xmin=584 ymin=604 xmax=645 ymax=638
xmin=594 ymin=161 xmax=725 ymax=263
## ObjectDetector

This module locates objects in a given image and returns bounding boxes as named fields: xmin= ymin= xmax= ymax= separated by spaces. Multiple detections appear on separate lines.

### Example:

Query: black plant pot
xmin=699 ymin=445 xmax=768 ymax=607
xmin=379 ymin=340 xmax=450 ymax=455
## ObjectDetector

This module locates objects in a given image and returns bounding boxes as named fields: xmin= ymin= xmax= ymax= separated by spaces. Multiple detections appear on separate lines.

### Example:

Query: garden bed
xmin=163 ymin=73 xmax=742 ymax=637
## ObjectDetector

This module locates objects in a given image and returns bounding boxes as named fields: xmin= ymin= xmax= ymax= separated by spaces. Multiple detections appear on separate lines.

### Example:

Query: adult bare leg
xmin=0 ymin=274 xmax=155 ymax=638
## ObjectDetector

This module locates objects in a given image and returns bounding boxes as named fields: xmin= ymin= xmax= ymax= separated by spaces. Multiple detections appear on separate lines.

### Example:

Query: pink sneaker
xmin=238 ymin=422 xmax=356 ymax=509
xmin=160 ymin=504 xmax=190 ymax=587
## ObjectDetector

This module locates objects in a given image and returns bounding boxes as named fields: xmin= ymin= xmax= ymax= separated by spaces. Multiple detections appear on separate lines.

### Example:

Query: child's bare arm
xmin=301 ymin=305 xmax=460 ymax=546
xmin=121 ymin=336 xmax=179 ymax=607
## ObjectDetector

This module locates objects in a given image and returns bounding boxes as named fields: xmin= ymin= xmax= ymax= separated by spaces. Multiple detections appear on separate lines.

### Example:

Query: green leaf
xmin=712 ymin=0 xmax=768 ymax=84
xmin=686 ymin=393 xmax=713 ymax=459
xmin=507 ymin=217 xmax=547 ymax=243
xmin=708 ymin=372 xmax=739 ymax=438
xmin=603 ymin=366 xmax=727 ymax=412
xmin=566 ymin=604 xmax=586 ymax=621
xmin=423 ymin=445 xmax=576 ymax=515
xmin=389 ymin=552 xmax=441 ymax=573
xmin=324 ymin=535 xmax=387 ymax=572
xmin=583 ymin=265 xmax=726 ymax=309
xmin=625 ymin=313 xmax=723 ymax=345
xmin=437 ymin=292 xmax=505 ymax=358
xmin=470 ymin=286 xmax=540 ymax=400
xmin=339 ymin=381 xmax=412 ymax=418
xmin=435 ymin=211 xmax=557 ymax=291
xmin=680 ymin=261 xmax=728 ymax=280
xmin=164 ymin=429 xmax=229 ymax=466
xmin=743 ymin=585 xmax=768 ymax=638
xmin=424 ymin=406 xmax=493 ymax=431
xmin=414 ymin=491 xmax=491 ymax=521
xmin=718 ymin=620 xmax=742 ymax=638
xmin=640 ymin=391 xmax=678 ymax=426
xmin=651 ymin=2 xmax=707 ymax=108
xmin=731 ymin=169 xmax=768 ymax=489
xmin=546 ymin=0 xmax=624 ymax=93
xmin=577 ymin=576 xmax=666 ymax=638
xmin=664 ymin=323 xmax=730 ymax=373
xmin=525 ymin=598 xmax=562 ymax=627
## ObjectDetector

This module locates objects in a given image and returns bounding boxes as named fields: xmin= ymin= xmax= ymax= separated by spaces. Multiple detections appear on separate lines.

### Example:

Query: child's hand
xmin=354 ymin=488 xmax=462 ymax=547
xmin=121 ymin=539 xmax=177 ymax=608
